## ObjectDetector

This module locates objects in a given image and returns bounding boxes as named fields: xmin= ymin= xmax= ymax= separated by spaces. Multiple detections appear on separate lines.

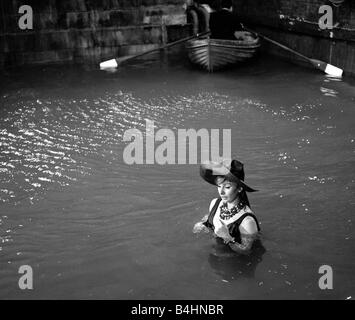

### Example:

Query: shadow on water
xmin=208 ymin=239 xmax=266 ymax=281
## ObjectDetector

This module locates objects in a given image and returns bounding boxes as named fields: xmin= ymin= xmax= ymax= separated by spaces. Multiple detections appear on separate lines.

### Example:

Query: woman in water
xmin=193 ymin=159 xmax=261 ymax=255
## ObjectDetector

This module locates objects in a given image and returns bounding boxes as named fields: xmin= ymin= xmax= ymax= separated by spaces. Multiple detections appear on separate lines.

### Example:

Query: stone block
xmin=97 ymin=10 xmax=112 ymax=27
xmin=35 ymin=11 xmax=59 ymax=30
xmin=142 ymin=26 xmax=161 ymax=44
xmin=350 ymin=10 xmax=355 ymax=27
xmin=57 ymin=12 xmax=68 ymax=29
xmin=0 ymin=53 xmax=4 ymax=69
xmin=66 ymin=12 xmax=79 ymax=28
xmin=141 ymin=5 xmax=187 ymax=25
xmin=0 ymin=36 xmax=4 ymax=52
xmin=56 ymin=0 xmax=81 ymax=13
xmin=56 ymin=49 xmax=74 ymax=62
xmin=1 ymin=0 xmax=16 ymax=14
xmin=50 ymin=31 xmax=73 ymax=50
xmin=114 ymin=0 xmax=140 ymax=9
xmin=118 ymin=43 xmax=158 ymax=56
xmin=96 ymin=45 xmax=120 ymax=62
xmin=19 ymin=0 xmax=56 ymax=12
xmin=141 ymin=0 xmax=184 ymax=7
xmin=28 ymin=50 xmax=61 ymax=64
xmin=5 ymin=51 xmax=21 ymax=66
xmin=344 ymin=43 xmax=355 ymax=71
xmin=166 ymin=24 xmax=190 ymax=42
xmin=2 ymin=14 xmax=20 ymax=33
xmin=109 ymin=9 xmax=140 ymax=26
xmin=73 ymin=47 xmax=101 ymax=63
xmin=78 ymin=12 xmax=91 ymax=28
xmin=75 ymin=30 xmax=96 ymax=48
xmin=6 ymin=33 xmax=26 ymax=52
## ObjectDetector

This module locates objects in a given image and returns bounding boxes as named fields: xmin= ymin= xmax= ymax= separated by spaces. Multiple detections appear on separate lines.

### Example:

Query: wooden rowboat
xmin=186 ymin=33 xmax=260 ymax=72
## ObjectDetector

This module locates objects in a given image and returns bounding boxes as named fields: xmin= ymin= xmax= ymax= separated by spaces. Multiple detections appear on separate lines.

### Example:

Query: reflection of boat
xmin=186 ymin=33 xmax=260 ymax=72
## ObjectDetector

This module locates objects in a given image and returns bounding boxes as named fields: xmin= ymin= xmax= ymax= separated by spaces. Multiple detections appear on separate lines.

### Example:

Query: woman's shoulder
xmin=239 ymin=213 xmax=259 ymax=235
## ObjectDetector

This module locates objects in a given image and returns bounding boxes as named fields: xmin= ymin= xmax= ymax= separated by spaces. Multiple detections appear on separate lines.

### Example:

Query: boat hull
xmin=186 ymin=35 xmax=260 ymax=72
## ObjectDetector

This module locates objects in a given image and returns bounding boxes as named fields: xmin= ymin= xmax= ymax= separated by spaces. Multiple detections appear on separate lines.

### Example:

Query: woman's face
xmin=217 ymin=179 xmax=239 ymax=203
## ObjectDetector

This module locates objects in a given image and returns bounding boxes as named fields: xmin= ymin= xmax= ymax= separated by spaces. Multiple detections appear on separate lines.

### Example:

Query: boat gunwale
xmin=187 ymin=43 xmax=261 ymax=50
xmin=187 ymin=38 xmax=260 ymax=50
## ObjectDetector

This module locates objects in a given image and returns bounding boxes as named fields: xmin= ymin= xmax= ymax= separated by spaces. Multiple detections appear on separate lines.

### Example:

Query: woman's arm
xmin=228 ymin=234 xmax=255 ymax=254
xmin=193 ymin=218 xmax=210 ymax=233
xmin=228 ymin=217 xmax=258 ymax=255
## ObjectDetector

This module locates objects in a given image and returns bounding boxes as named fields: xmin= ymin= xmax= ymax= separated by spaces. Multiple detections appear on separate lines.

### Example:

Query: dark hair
xmin=239 ymin=190 xmax=251 ymax=208
xmin=221 ymin=0 xmax=232 ymax=9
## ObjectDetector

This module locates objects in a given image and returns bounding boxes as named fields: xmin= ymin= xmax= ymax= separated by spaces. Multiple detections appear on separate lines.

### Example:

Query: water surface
xmin=0 ymin=54 xmax=354 ymax=299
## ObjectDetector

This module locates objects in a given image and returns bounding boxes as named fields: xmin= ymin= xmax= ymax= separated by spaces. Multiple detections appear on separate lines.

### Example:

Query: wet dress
xmin=203 ymin=198 xmax=260 ymax=244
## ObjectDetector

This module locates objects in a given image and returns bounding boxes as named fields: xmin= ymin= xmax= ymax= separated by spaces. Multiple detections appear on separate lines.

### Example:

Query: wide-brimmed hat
xmin=200 ymin=159 xmax=257 ymax=192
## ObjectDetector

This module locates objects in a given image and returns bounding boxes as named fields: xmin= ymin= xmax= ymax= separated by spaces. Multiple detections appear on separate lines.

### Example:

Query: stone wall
xmin=0 ymin=0 xmax=188 ymax=68
xmin=234 ymin=0 xmax=355 ymax=76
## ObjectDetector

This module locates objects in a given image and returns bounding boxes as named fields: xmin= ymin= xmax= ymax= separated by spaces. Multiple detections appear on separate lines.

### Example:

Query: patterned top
xmin=219 ymin=200 xmax=247 ymax=220
xmin=204 ymin=198 xmax=260 ymax=244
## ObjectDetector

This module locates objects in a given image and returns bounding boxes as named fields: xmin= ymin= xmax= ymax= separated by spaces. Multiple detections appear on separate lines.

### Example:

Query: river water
xmin=0 ymin=53 xmax=354 ymax=299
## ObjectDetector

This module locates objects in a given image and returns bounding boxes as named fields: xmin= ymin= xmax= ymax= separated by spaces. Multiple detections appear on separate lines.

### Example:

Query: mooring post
xmin=161 ymin=21 xmax=168 ymax=48
xmin=160 ymin=20 xmax=168 ymax=64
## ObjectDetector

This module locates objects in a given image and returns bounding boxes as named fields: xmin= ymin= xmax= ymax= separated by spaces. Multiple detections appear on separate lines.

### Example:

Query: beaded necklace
xmin=219 ymin=199 xmax=246 ymax=220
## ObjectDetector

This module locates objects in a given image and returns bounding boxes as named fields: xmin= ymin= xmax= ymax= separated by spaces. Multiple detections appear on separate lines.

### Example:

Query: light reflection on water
xmin=0 ymin=56 xmax=354 ymax=299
